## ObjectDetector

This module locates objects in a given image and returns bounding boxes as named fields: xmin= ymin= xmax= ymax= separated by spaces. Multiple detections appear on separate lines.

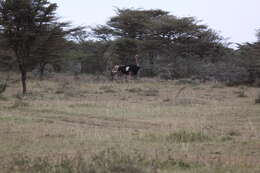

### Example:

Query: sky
xmin=51 ymin=0 xmax=260 ymax=47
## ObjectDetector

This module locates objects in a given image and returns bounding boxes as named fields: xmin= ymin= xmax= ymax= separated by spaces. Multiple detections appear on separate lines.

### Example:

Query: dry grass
xmin=0 ymin=72 xmax=260 ymax=172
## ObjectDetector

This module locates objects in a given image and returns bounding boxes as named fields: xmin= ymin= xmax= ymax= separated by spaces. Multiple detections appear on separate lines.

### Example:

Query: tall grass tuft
xmin=4 ymin=147 xmax=200 ymax=173
xmin=166 ymin=131 xmax=211 ymax=143
xmin=255 ymin=92 xmax=260 ymax=104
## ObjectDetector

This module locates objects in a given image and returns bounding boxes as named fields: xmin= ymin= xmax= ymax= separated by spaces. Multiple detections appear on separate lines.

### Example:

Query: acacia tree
xmin=92 ymin=9 xmax=224 ymax=64
xmin=0 ymin=0 xmax=80 ymax=94
xmin=237 ymin=37 xmax=260 ymax=83
xmin=31 ymin=24 xmax=72 ymax=79
xmin=92 ymin=9 xmax=168 ymax=59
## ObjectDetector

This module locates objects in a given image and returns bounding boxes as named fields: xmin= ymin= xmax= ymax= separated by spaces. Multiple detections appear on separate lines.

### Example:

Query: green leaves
xmin=0 ymin=0 xmax=82 ymax=93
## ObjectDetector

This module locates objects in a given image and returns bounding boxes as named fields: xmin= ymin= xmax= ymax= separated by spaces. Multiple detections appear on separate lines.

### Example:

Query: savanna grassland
xmin=0 ymin=73 xmax=260 ymax=173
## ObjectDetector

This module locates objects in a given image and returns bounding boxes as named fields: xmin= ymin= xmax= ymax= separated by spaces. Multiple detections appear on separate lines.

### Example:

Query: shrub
xmin=234 ymin=87 xmax=247 ymax=98
xmin=141 ymin=88 xmax=159 ymax=96
xmin=126 ymin=87 xmax=159 ymax=96
xmin=5 ymin=149 xmax=151 ymax=173
xmin=9 ymin=100 xmax=29 ymax=109
xmin=255 ymin=92 xmax=260 ymax=104
xmin=0 ymin=95 xmax=8 ymax=101
xmin=175 ymin=79 xmax=200 ymax=86
xmin=126 ymin=87 xmax=143 ymax=93
xmin=4 ymin=147 xmax=200 ymax=173
xmin=166 ymin=131 xmax=211 ymax=143
xmin=0 ymin=81 xmax=7 ymax=94
xmin=99 ymin=86 xmax=117 ymax=93
xmin=6 ymin=154 xmax=78 ymax=173
xmin=253 ymin=79 xmax=260 ymax=87
xmin=87 ymin=147 xmax=150 ymax=173
xmin=158 ymin=57 xmax=250 ymax=85
xmin=155 ymin=159 xmax=194 ymax=170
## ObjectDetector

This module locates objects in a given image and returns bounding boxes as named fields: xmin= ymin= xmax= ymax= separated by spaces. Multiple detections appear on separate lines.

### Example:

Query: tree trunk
xmin=19 ymin=64 xmax=27 ymax=95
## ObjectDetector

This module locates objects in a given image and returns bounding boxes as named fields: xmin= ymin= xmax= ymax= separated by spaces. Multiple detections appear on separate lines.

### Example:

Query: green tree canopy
xmin=91 ymin=8 xmax=225 ymax=65
xmin=0 ymin=0 xmax=81 ymax=94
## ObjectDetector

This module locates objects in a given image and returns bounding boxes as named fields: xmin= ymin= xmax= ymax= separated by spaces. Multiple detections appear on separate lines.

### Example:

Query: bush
xmin=166 ymin=131 xmax=211 ymax=143
xmin=6 ymin=154 xmax=79 ymax=173
xmin=126 ymin=87 xmax=159 ymax=96
xmin=99 ymin=86 xmax=117 ymax=93
xmin=141 ymin=88 xmax=159 ymax=96
xmin=5 ymin=149 xmax=151 ymax=173
xmin=193 ymin=61 xmax=249 ymax=85
xmin=87 ymin=147 xmax=150 ymax=173
xmin=234 ymin=87 xmax=248 ymax=98
xmin=4 ymin=147 xmax=200 ymax=173
xmin=255 ymin=92 xmax=260 ymax=104
xmin=9 ymin=100 xmax=29 ymax=108
xmin=0 ymin=81 xmax=7 ymax=94
xmin=126 ymin=87 xmax=143 ymax=93
xmin=157 ymin=56 xmax=250 ymax=85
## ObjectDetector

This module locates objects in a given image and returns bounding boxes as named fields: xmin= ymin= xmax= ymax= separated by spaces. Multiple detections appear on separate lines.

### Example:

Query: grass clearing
xmin=0 ymin=73 xmax=260 ymax=172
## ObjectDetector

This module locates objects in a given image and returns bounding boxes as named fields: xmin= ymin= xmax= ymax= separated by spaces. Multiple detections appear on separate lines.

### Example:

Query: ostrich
xmin=111 ymin=55 xmax=140 ymax=80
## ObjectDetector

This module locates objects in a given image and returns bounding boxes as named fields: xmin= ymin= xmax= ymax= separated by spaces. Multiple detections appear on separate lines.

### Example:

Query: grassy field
xmin=0 ymin=73 xmax=260 ymax=173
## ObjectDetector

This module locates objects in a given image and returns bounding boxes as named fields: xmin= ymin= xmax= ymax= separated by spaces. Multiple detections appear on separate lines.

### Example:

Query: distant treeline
xmin=0 ymin=0 xmax=260 ymax=94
